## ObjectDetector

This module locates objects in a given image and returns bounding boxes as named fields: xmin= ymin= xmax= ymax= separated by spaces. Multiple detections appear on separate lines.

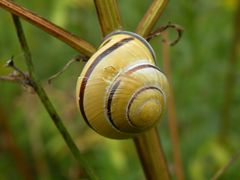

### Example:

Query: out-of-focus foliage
xmin=0 ymin=0 xmax=239 ymax=179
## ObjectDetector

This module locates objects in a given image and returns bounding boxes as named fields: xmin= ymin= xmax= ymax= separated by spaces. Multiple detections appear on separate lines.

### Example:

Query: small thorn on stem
xmin=5 ymin=56 xmax=27 ymax=78
xmin=2 ymin=56 xmax=33 ymax=89
xmin=6 ymin=56 xmax=15 ymax=67
xmin=47 ymin=54 xmax=88 ymax=84
xmin=146 ymin=22 xmax=184 ymax=46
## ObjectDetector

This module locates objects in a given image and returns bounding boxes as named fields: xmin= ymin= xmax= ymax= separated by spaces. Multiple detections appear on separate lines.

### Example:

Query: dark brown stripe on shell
xmin=79 ymin=37 xmax=134 ymax=128
xmin=126 ymin=63 xmax=161 ymax=75
xmin=106 ymin=80 xmax=121 ymax=131
xmin=103 ymin=31 xmax=156 ymax=62
xmin=126 ymin=86 xmax=163 ymax=128
xmin=106 ymin=64 xmax=162 ymax=131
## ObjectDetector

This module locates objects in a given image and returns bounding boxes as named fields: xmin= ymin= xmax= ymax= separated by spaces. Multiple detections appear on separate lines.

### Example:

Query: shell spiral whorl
xmin=76 ymin=31 xmax=169 ymax=139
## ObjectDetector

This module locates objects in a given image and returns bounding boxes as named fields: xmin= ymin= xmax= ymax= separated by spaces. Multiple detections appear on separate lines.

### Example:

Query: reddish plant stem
xmin=0 ymin=0 xmax=96 ymax=57
xmin=162 ymin=32 xmax=184 ymax=180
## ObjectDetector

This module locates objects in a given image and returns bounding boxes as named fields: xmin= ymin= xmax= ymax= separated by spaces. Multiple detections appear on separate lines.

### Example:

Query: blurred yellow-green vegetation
xmin=0 ymin=0 xmax=240 ymax=179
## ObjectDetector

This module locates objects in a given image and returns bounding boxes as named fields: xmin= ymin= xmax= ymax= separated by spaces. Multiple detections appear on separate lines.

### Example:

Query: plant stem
xmin=0 ymin=75 xmax=20 ymax=83
xmin=134 ymin=128 xmax=171 ymax=180
xmin=211 ymin=150 xmax=240 ymax=180
xmin=133 ymin=1 xmax=171 ymax=179
xmin=94 ymin=0 xmax=122 ymax=36
xmin=94 ymin=0 xmax=170 ymax=178
xmin=0 ymin=0 xmax=96 ymax=57
xmin=136 ymin=0 xmax=168 ymax=37
xmin=219 ymin=0 xmax=240 ymax=144
xmin=11 ymin=14 xmax=97 ymax=180
xmin=162 ymin=32 xmax=184 ymax=180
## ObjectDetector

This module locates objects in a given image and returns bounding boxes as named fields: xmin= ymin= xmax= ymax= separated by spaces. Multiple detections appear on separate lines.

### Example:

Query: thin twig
xmin=162 ymin=31 xmax=184 ymax=180
xmin=147 ymin=23 xmax=184 ymax=46
xmin=5 ymin=56 xmax=32 ymax=86
xmin=6 ymin=57 xmax=25 ymax=76
xmin=48 ymin=55 xmax=88 ymax=84
xmin=211 ymin=151 xmax=240 ymax=180
xmin=11 ymin=13 xmax=97 ymax=180
xmin=0 ymin=71 xmax=34 ymax=92
xmin=0 ymin=56 xmax=33 ymax=89
xmin=0 ymin=75 xmax=20 ymax=83
xmin=0 ymin=0 xmax=96 ymax=57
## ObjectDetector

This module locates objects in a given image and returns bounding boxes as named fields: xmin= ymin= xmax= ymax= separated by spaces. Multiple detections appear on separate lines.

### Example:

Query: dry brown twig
xmin=47 ymin=55 xmax=88 ymax=84
xmin=146 ymin=22 xmax=184 ymax=45
xmin=0 ymin=56 xmax=33 ymax=90
xmin=211 ymin=150 xmax=240 ymax=180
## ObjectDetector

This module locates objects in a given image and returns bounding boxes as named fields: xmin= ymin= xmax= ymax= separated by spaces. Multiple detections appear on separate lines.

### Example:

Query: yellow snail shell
xmin=76 ymin=31 xmax=169 ymax=139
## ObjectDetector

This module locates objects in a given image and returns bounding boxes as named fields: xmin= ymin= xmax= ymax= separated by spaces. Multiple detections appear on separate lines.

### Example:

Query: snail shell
xmin=76 ymin=31 xmax=169 ymax=139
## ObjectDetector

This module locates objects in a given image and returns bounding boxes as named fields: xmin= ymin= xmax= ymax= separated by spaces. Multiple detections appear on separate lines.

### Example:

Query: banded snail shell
xmin=76 ymin=31 xmax=169 ymax=139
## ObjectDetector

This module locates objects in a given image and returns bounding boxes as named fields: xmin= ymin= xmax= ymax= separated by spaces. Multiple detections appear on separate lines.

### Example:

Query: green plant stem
xmin=133 ymin=1 xmax=171 ymax=179
xmin=136 ymin=0 xmax=168 ymax=37
xmin=211 ymin=151 xmax=240 ymax=180
xmin=90 ymin=0 xmax=172 ymax=179
xmin=94 ymin=0 xmax=122 ymax=36
xmin=0 ymin=0 xmax=96 ymax=57
xmin=11 ymin=14 xmax=97 ymax=180
xmin=94 ymin=0 xmax=170 ymax=178
xmin=134 ymin=128 xmax=171 ymax=180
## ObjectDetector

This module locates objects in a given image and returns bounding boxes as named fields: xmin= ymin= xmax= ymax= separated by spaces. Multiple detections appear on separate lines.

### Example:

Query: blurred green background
xmin=0 ymin=0 xmax=240 ymax=179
